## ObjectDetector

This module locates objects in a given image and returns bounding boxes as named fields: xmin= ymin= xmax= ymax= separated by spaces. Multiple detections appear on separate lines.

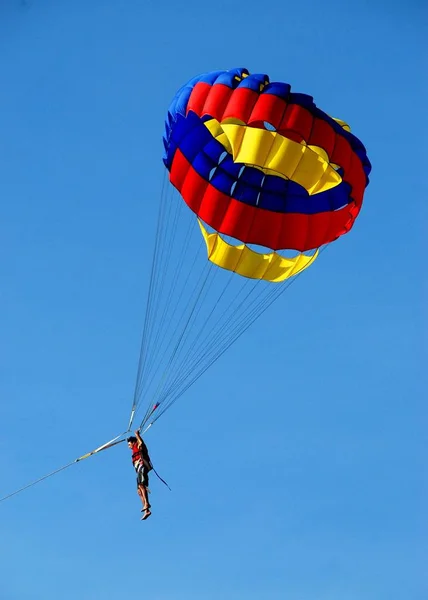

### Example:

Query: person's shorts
xmin=135 ymin=462 xmax=149 ymax=488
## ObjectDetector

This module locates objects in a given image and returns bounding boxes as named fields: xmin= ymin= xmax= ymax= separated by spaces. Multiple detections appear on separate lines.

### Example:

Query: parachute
xmin=130 ymin=67 xmax=371 ymax=431
xmin=1 ymin=68 xmax=371 ymax=503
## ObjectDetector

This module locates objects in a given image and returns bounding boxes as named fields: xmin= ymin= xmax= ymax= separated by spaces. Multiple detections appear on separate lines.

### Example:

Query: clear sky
xmin=0 ymin=1 xmax=426 ymax=599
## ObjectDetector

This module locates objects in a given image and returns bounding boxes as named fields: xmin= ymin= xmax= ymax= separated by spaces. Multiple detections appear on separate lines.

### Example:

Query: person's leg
xmin=139 ymin=485 xmax=150 ymax=511
xmin=140 ymin=469 xmax=151 ymax=519
xmin=137 ymin=483 xmax=146 ymax=508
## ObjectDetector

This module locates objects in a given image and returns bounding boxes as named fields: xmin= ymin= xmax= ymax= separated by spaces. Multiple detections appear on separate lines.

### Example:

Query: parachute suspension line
xmin=148 ymin=260 xmax=222 ymax=405
xmin=148 ymin=284 xmax=283 ymax=423
xmin=172 ymin=275 xmax=254 ymax=378
xmin=132 ymin=184 xmax=178 ymax=414
xmin=142 ymin=268 xmax=274 ymax=423
xmin=150 ymin=277 xmax=265 ymax=417
xmin=133 ymin=181 xmax=176 ymax=403
xmin=146 ymin=258 xmax=215 ymax=409
xmin=155 ymin=273 xmax=254 ymax=405
xmin=146 ymin=246 xmax=331 ymax=426
xmin=134 ymin=179 xmax=209 ymax=408
xmin=136 ymin=213 xmax=205 ymax=419
xmin=128 ymin=170 xmax=169 ymax=428
xmin=138 ymin=261 xmax=207 ymax=428
xmin=131 ymin=178 xmax=194 ymax=426
xmin=141 ymin=207 xmax=195 ymax=379
xmin=131 ymin=183 xmax=225 ymax=428
xmin=143 ymin=183 xmax=183 ymax=338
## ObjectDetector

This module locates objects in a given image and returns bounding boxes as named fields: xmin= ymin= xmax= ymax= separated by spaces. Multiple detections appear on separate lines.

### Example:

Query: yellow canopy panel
xmin=203 ymin=118 xmax=342 ymax=195
xmin=198 ymin=220 xmax=318 ymax=282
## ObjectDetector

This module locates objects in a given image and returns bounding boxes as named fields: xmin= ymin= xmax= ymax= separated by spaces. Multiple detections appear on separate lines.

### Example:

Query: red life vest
xmin=131 ymin=442 xmax=142 ymax=466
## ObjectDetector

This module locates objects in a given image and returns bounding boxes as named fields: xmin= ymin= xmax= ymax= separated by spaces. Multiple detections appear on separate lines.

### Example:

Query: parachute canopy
xmin=163 ymin=67 xmax=371 ymax=281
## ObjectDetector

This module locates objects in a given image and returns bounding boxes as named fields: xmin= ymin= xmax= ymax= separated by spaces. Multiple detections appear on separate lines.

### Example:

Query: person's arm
xmin=135 ymin=429 xmax=151 ymax=465
xmin=135 ymin=429 xmax=144 ymax=449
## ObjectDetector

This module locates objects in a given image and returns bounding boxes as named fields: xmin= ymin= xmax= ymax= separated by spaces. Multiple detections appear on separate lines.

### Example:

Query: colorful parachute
xmin=163 ymin=67 xmax=371 ymax=282
xmin=127 ymin=67 xmax=372 ymax=428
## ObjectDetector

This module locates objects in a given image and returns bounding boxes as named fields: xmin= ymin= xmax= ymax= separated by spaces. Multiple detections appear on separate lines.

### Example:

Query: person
xmin=127 ymin=429 xmax=152 ymax=520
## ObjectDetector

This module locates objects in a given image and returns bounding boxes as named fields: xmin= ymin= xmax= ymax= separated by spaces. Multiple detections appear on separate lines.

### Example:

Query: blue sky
xmin=0 ymin=1 xmax=426 ymax=599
